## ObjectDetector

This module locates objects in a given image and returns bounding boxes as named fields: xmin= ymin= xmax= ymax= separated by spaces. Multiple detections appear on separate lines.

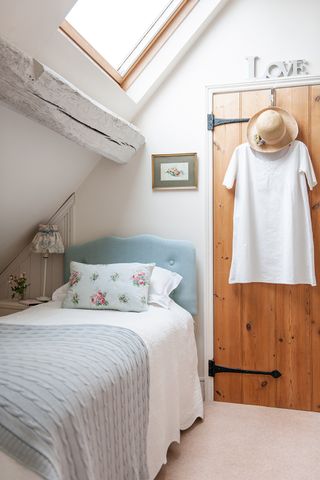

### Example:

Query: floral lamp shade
xmin=31 ymin=224 xmax=64 ymax=254
xmin=31 ymin=224 xmax=64 ymax=302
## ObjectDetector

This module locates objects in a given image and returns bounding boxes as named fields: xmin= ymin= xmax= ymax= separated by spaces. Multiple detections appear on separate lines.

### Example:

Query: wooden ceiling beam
xmin=0 ymin=36 xmax=145 ymax=163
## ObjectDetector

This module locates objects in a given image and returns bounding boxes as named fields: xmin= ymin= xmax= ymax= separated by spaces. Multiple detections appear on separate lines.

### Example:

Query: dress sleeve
xmin=223 ymin=148 xmax=238 ymax=189
xmin=299 ymin=142 xmax=317 ymax=190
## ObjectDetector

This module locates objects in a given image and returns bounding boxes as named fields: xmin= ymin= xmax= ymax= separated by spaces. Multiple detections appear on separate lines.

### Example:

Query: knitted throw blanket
xmin=0 ymin=323 xmax=149 ymax=480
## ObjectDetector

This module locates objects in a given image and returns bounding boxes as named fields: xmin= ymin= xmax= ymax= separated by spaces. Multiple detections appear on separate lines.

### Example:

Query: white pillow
xmin=148 ymin=266 xmax=182 ymax=308
xmin=62 ymin=261 xmax=154 ymax=312
xmin=52 ymin=283 xmax=68 ymax=302
xmin=52 ymin=265 xmax=182 ymax=309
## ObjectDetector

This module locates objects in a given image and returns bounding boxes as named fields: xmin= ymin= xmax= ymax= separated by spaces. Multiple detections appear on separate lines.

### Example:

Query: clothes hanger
xmin=270 ymin=88 xmax=276 ymax=107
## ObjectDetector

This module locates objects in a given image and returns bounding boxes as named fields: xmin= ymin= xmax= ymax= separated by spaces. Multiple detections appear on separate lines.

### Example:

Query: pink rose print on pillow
xmin=132 ymin=271 xmax=148 ymax=287
xmin=90 ymin=290 xmax=108 ymax=307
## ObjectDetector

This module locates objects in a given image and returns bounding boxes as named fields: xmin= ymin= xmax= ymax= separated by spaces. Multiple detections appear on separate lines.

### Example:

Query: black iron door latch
xmin=208 ymin=360 xmax=281 ymax=379
xmin=207 ymin=113 xmax=250 ymax=131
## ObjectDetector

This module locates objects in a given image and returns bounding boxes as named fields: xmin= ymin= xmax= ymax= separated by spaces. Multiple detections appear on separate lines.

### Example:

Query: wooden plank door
xmin=213 ymin=85 xmax=320 ymax=411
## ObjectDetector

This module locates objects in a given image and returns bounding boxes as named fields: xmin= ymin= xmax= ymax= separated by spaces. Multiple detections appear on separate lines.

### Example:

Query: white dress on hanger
xmin=223 ymin=140 xmax=317 ymax=285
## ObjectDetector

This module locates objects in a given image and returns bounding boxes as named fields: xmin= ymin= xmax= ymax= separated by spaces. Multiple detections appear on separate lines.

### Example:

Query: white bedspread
xmin=0 ymin=300 xmax=203 ymax=480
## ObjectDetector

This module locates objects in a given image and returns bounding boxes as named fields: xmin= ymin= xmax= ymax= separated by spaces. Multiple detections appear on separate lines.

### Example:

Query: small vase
xmin=13 ymin=292 xmax=25 ymax=302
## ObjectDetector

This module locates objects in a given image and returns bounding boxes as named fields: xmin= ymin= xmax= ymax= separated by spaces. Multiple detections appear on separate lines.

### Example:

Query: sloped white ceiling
xmin=0 ymin=101 xmax=99 ymax=273
xmin=0 ymin=0 xmax=227 ymax=120
xmin=0 ymin=0 xmax=227 ymax=273
xmin=0 ymin=0 xmax=136 ymax=121
xmin=0 ymin=0 xmax=129 ymax=272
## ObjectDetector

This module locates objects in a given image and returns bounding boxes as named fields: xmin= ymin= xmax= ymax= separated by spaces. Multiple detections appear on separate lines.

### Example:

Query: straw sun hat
xmin=247 ymin=107 xmax=298 ymax=153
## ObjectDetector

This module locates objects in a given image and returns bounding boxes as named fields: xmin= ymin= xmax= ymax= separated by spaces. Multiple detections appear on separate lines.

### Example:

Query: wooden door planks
xmin=213 ymin=85 xmax=320 ymax=411
xmin=309 ymin=85 xmax=320 ymax=412
xmin=275 ymin=284 xmax=312 ymax=410
xmin=275 ymin=86 xmax=313 ymax=411
xmin=213 ymin=92 xmax=242 ymax=403
xmin=239 ymin=90 xmax=277 ymax=407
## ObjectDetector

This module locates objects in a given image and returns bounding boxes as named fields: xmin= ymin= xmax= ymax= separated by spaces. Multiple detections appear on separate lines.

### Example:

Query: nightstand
xmin=0 ymin=299 xmax=29 ymax=317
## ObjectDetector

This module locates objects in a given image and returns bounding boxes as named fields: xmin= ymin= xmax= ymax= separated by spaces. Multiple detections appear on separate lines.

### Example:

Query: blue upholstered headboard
xmin=64 ymin=235 xmax=197 ymax=315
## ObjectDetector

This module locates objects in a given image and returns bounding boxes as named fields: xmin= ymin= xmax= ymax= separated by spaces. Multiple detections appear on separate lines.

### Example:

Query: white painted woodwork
xmin=0 ymin=36 xmax=145 ymax=163
xmin=0 ymin=194 xmax=75 ymax=300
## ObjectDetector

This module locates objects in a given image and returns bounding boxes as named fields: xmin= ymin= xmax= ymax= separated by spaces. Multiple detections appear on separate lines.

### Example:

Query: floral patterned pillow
xmin=62 ymin=261 xmax=155 ymax=312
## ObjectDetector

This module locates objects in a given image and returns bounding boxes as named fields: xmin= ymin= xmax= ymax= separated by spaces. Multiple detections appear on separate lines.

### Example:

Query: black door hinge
xmin=207 ymin=113 xmax=250 ymax=131
xmin=208 ymin=359 xmax=281 ymax=379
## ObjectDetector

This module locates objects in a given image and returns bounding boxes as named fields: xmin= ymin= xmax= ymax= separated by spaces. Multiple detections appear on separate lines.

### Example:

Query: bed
xmin=0 ymin=235 xmax=203 ymax=480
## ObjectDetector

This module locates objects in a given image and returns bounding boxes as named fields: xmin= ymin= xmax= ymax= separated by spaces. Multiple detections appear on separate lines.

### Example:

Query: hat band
xmin=258 ymin=126 xmax=287 ymax=146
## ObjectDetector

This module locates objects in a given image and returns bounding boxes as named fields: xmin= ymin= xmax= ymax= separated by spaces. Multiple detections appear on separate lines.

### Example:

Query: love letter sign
xmin=246 ymin=56 xmax=308 ymax=79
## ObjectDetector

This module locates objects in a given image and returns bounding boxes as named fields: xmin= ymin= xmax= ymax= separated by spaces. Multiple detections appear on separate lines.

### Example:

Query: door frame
xmin=204 ymin=74 xmax=320 ymax=401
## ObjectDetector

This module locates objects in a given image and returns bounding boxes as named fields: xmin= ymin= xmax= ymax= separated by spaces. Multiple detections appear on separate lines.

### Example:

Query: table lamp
xmin=31 ymin=224 xmax=64 ymax=302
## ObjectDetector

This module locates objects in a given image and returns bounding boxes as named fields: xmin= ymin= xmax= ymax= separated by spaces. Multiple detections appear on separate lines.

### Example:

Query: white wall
xmin=75 ymin=0 xmax=320 ymax=376
xmin=0 ymin=102 xmax=99 ymax=273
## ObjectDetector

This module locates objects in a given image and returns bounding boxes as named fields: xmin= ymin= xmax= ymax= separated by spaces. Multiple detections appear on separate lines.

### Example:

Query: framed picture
xmin=152 ymin=153 xmax=198 ymax=190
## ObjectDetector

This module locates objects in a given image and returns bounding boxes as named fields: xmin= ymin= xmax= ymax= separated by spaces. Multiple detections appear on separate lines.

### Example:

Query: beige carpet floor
xmin=155 ymin=401 xmax=320 ymax=480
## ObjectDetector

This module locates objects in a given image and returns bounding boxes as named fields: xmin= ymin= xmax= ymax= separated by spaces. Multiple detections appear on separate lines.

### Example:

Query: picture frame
xmin=152 ymin=152 xmax=198 ymax=190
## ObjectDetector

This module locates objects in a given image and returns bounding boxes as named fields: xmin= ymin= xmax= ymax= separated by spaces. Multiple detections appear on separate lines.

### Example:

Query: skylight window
xmin=60 ymin=0 xmax=197 ymax=89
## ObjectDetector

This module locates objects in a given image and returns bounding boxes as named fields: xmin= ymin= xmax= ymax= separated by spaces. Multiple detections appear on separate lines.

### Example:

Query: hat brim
xmin=247 ymin=106 xmax=298 ymax=153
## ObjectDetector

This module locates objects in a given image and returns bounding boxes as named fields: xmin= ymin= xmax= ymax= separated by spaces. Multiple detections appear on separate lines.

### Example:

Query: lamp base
xmin=36 ymin=296 xmax=51 ymax=303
